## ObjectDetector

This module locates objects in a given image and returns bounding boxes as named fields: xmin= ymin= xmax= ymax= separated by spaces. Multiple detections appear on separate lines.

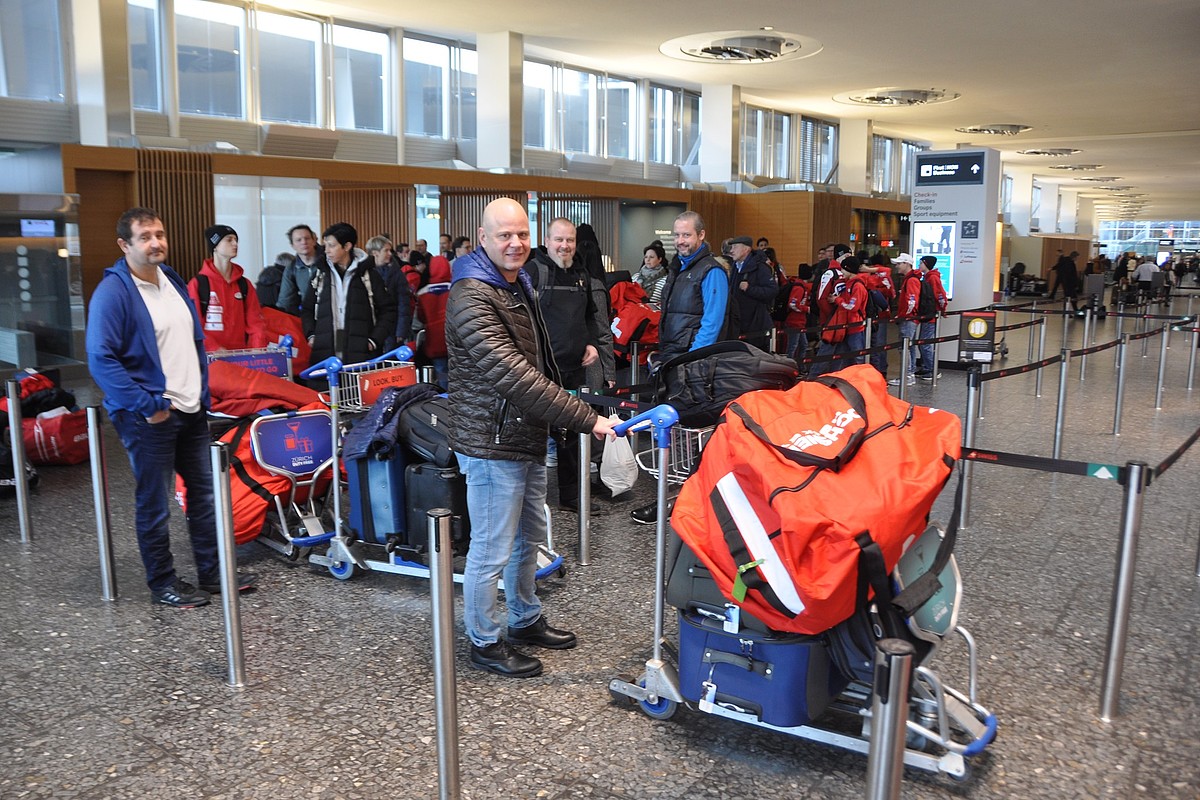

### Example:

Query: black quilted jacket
xmin=445 ymin=250 xmax=597 ymax=462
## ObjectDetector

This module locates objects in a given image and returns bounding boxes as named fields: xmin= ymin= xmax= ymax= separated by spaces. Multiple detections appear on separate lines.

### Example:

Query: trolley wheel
xmin=637 ymin=678 xmax=678 ymax=721
xmin=328 ymin=559 xmax=356 ymax=581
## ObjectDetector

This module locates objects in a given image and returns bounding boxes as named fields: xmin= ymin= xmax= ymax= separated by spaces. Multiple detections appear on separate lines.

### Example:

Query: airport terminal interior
xmin=2 ymin=1 xmax=1200 ymax=798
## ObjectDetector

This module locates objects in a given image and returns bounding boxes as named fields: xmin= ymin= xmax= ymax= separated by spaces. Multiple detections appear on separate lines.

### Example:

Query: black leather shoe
xmin=469 ymin=641 xmax=543 ymax=677
xmin=198 ymin=572 xmax=259 ymax=594
xmin=631 ymin=497 xmax=674 ymax=525
xmin=150 ymin=580 xmax=211 ymax=608
xmin=559 ymin=497 xmax=604 ymax=515
xmin=507 ymin=616 xmax=577 ymax=650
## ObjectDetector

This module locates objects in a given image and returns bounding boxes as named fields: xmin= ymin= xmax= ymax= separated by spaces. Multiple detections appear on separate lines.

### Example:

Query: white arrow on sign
xmin=970 ymin=164 xmax=981 ymax=174
xmin=1093 ymin=466 xmax=1114 ymax=480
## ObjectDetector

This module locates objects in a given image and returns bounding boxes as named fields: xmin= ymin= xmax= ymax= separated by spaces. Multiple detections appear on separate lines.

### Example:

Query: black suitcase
xmin=665 ymin=527 xmax=771 ymax=634
xmin=405 ymin=462 xmax=471 ymax=553
xmin=398 ymin=395 xmax=456 ymax=468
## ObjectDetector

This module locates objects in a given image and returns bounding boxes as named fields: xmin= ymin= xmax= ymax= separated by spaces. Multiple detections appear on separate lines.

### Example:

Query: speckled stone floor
xmin=2 ymin=297 xmax=1198 ymax=799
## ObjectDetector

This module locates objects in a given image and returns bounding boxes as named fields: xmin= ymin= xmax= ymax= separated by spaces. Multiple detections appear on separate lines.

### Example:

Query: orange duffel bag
xmin=670 ymin=364 xmax=961 ymax=635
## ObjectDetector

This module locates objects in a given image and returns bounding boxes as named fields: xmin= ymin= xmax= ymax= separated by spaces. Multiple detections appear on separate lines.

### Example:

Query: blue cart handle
xmin=613 ymin=403 xmax=679 ymax=447
xmin=300 ymin=356 xmax=344 ymax=387
xmin=365 ymin=344 xmax=413 ymax=364
xmin=274 ymin=334 xmax=294 ymax=351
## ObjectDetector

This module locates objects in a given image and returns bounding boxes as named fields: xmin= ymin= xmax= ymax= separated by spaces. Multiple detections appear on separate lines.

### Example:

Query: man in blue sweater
xmin=86 ymin=207 xmax=256 ymax=608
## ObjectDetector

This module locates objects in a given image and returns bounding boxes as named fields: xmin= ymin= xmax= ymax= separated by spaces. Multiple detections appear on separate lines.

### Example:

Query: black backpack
xmin=917 ymin=274 xmax=938 ymax=319
xmin=196 ymin=274 xmax=249 ymax=318
xmin=771 ymin=279 xmax=799 ymax=323
xmin=397 ymin=395 xmax=456 ymax=468
xmin=655 ymin=340 xmax=800 ymax=427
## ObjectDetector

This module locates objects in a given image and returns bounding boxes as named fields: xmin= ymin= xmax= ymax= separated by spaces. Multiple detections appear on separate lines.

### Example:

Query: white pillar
xmin=72 ymin=0 xmax=133 ymax=146
xmin=1007 ymin=168 xmax=1035 ymax=237
xmin=699 ymin=83 xmax=739 ymax=184
xmin=475 ymin=31 xmax=524 ymax=170
xmin=838 ymin=118 xmax=871 ymax=194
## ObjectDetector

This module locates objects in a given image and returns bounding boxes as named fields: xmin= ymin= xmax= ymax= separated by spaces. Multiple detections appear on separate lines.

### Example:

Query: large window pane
xmin=175 ymin=0 xmax=244 ymax=118
xmin=404 ymin=37 xmax=449 ymax=137
xmin=257 ymin=11 xmax=320 ymax=126
xmin=872 ymin=135 xmax=894 ymax=193
xmin=456 ymin=48 xmax=476 ymax=139
xmin=771 ymin=111 xmax=790 ymax=179
xmin=561 ymin=67 xmax=597 ymax=154
xmin=523 ymin=60 xmax=553 ymax=149
xmin=333 ymin=25 xmax=388 ymax=132
xmin=0 ymin=0 xmax=64 ymax=101
xmin=680 ymin=91 xmax=701 ymax=166
xmin=743 ymin=106 xmax=764 ymax=177
xmin=649 ymin=86 xmax=673 ymax=163
xmin=128 ymin=0 xmax=160 ymax=111
xmin=606 ymin=76 xmax=637 ymax=160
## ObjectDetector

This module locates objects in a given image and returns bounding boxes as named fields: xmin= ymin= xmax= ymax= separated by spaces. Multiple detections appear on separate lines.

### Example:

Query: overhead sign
xmin=915 ymin=153 xmax=987 ymax=186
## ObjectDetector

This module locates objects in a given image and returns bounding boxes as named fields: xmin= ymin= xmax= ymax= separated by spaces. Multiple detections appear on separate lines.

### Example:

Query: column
xmin=475 ymin=31 xmax=524 ymax=170
xmin=837 ymin=118 xmax=872 ymax=194
xmin=699 ymin=83 xmax=740 ymax=184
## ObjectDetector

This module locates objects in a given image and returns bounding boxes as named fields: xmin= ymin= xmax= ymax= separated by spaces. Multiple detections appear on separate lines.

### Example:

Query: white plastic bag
xmin=600 ymin=415 xmax=638 ymax=496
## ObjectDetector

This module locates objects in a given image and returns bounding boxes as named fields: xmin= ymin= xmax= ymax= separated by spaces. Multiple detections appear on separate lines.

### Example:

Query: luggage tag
xmin=722 ymin=604 xmax=741 ymax=634
xmin=699 ymin=680 xmax=717 ymax=713
xmin=731 ymin=558 xmax=764 ymax=603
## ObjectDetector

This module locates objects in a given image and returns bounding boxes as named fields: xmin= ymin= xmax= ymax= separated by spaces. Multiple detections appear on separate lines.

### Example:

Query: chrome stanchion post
xmin=7 ymin=379 xmax=33 ymax=542
xmin=210 ymin=442 xmax=246 ymax=688
xmin=1053 ymin=349 xmax=1070 ymax=459
xmin=1100 ymin=461 xmax=1148 ymax=722
xmin=898 ymin=335 xmax=911 ymax=402
xmin=977 ymin=363 xmax=988 ymax=421
xmin=417 ymin=365 xmax=434 ymax=384
xmin=961 ymin=367 xmax=980 ymax=527
xmin=1027 ymin=310 xmax=1036 ymax=361
xmin=428 ymin=508 xmax=462 ymax=800
xmin=1113 ymin=334 xmax=1129 ymax=436
xmin=1035 ymin=319 xmax=1047 ymax=398
xmin=1188 ymin=326 xmax=1197 ymax=391
xmin=577 ymin=429 xmax=592 ymax=566
xmin=865 ymin=639 xmax=915 ymax=800
xmin=629 ymin=341 xmax=640 ymax=386
xmin=1155 ymin=323 xmax=1169 ymax=409
xmin=1080 ymin=308 xmax=1093 ymax=381
xmin=931 ymin=317 xmax=941 ymax=388
xmin=87 ymin=407 xmax=118 ymax=601
xmin=1141 ymin=316 xmax=1150 ymax=357
xmin=1115 ymin=303 xmax=1125 ymax=370
xmin=1060 ymin=300 xmax=1070 ymax=343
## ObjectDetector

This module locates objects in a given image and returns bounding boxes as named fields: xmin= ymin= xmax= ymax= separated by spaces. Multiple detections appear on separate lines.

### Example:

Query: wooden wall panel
xmin=732 ymin=192 xmax=817 ymax=272
xmin=687 ymin=191 xmax=735 ymax=250
xmin=812 ymin=193 xmax=854 ymax=261
xmin=135 ymin=150 xmax=214 ymax=281
xmin=440 ymin=189 xmax=526 ymax=248
xmin=1039 ymin=237 xmax=1092 ymax=277
xmin=75 ymin=169 xmax=136 ymax=302
xmin=320 ymin=185 xmax=416 ymax=248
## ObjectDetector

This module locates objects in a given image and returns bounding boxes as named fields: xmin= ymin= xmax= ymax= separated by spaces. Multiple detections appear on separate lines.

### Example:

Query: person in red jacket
xmin=188 ymin=224 xmax=269 ymax=353
xmin=916 ymin=255 xmax=947 ymax=381
xmin=811 ymin=256 xmax=867 ymax=376
xmin=783 ymin=264 xmax=812 ymax=364
xmin=890 ymin=253 xmax=920 ymax=386
xmin=864 ymin=254 xmax=897 ymax=377
xmin=415 ymin=255 xmax=452 ymax=389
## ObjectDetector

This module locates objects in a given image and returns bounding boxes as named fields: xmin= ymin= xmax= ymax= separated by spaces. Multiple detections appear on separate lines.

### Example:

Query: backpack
xmin=917 ymin=273 xmax=938 ymax=319
xmin=397 ymin=394 xmax=456 ymax=468
xmin=866 ymin=287 xmax=890 ymax=319
xmin=771 ymin=279 xmax=798 ymax=323
xmin=655 ymin=340 xmax=800 ymax=428
xmin=669 ymin=364 xmax=961 ymax=635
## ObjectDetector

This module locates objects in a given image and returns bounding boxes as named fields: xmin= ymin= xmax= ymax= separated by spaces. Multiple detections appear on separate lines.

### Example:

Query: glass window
xmin=872 ymin=135 xmax=894 ymax=193
xmin=742 ymin=106 xmax=764 ymax=177
xmin=404 ymin=37 xmax=449 ymax=137
xmin=332 ymin=25 xmax=388 ymax=132
xmin=899 ymin=140 xmax=924 ymax=195
xmin=605 ymin=76 xmax=637 ymax=160
xmin=128 ymin=0 xmax=160 ymax=111
xmin=256 ymin=10 xmax=320 ymax=126
xmin=798 ymin=117 xmax=838 ymax=183
xmin=0 ymin=0 xmax=64 ymax=101
xmin=175 ymin=0 xmax=245 ymax=118
xmin=743 ymin=105 xmax=790 ymax=179
xmin=456 ymin=47 xmax=476 ymax=140
xmin=561 ymin=67 xmax=597 ymax=154
xmin=770 ymin=111 xmax=791 ymax=179
xmin=680 ymin=91 xmax=701 ymax=166
xmin=649 ymin=85 xmax=674 ymax=163
xmin=523 ymin=60 xmax=553 ymax=149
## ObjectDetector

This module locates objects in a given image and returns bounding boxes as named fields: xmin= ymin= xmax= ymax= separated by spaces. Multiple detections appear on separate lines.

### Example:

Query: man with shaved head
xmin=445 ymin=198 xmax=617 ymax=678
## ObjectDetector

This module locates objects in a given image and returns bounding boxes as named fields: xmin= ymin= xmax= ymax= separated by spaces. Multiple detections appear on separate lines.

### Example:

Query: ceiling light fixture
xmin=1049 ymin=164 xmax=1104 ymax=171
xmin=955 ymin=124 xmax=1032 ymax=136
xmin=661 ymin=30 xmax=820 ymax=64
xmin=1078 ymin=176 xmax=1124 ymax=182
xmin=1017 ymin=148 xmax=1082 ymax=156
xmin=835 ymin=88 xmax=960 ymax=107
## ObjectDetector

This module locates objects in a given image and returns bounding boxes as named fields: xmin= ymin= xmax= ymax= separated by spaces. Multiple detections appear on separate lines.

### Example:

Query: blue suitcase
xmin=347 ymin=452 xmax=406 ymax=545
xmin=677 ymin=610 xmax=846 ymax=728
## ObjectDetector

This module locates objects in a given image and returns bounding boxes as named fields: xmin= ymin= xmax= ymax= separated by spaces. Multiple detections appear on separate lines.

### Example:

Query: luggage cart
xmin=296 ymin=349 xmax=565 ymax=585
xmin=208 ymin=335 xmax=296 ymax=379
xmin=607 ymin=405 xmax=996 ymax=783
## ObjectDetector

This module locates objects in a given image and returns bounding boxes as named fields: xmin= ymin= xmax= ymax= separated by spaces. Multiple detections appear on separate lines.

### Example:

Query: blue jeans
xmin=786 ymin=329 xmax=808 ymax=364
xmin=110 ymin=409 xmax=219 ymax=591
xmin=456 ymin=453 xmax=548 ymax=646
xmin=917 ymin=320 xmax=937 ymax=375
xmin=898 ymin=320 xmax=919 ymax=375
xmin=869 ymin=320 xmax=888 ymax=375
xmin=811 ymin=329 xmax=864 ymax=376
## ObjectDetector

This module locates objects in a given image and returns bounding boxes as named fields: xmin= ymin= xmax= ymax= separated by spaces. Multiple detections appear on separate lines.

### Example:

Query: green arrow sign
xmin=1087 ymin=464 xmax=1120 ymax=481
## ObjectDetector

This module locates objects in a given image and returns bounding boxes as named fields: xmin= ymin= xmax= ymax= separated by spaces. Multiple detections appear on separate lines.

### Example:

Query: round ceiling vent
xmin=661 ymin=30 xmax=820 ymax=64
xmin=1049 ymin=164 xmax=1104 ymax=171
xmin=1017 ymin=148 xmax=1082 ymax=156
xmin=835 ymin=88 xmax=960 ymax=107
xmin=955 ymin=124 xmax=1032 ymax=136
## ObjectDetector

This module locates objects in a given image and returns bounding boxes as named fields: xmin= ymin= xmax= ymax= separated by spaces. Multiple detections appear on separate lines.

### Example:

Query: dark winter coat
xmin=444 ymin=249 xmax=597 ymax=462
xmin=729 ymin=249 xmax=777 ymax=338
xmin=301 ymin=249 xmax=397 ymax=366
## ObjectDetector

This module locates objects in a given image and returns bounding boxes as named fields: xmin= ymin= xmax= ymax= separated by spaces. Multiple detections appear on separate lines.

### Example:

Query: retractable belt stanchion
xmin=629 ymin=341 xmax=641 ymax=386
xmin=87 ymin=407 xmax=118 ymax=601
xmin=1060 ymin=299 xmax=1071 ymax=343
xmin=977 ymin=363 xmax=988 ymax=421
xmin=1027 ymin=310 xmax=1037 ymax=361
xmin=1053 ymin=349 xmax=1070 ymax=459
xmin=1155 ymin=323 xmax=1169 ymax=410
xmin=931 ymin=317 xmax=941 ymax=388
xmin=7 ymin=379 xmax=33 ymax=542
xmin=1194 ymin=514 xmax=1200 ymax=580
xmin=1079 ymin=308 xmax=1093 ymax=381
xmin=961 ymin=366 xmax=981 ymax=527
xmin=1035 ymin=319 xmax=1048 ymax=398
xmin=1113 ymin=334 xmax=1129 ymax=436
xmin=428 ymin=508 xmax=462 ymax=800
xmin=1188 ymin=325 xmax=1197 ymax=391
xmin=898 ymin=335 xmax=911 ymax=402
xmin=865 ymin=639 xmax=915 ymax=800
xmin=1141 ymin=315 xmax=1150 ymax=358
xmin=210 ymin=441 xmax=246 ymax=688
xmin=1100 ymin=461 xmax=1148 ymax=722
xmin=577 ymin=430 xmax=592 ymax=566
xmin=417 ymin=366 xmax=434 ymax=384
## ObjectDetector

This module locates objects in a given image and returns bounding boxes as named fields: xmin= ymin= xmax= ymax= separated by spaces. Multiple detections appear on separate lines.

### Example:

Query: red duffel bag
xmin=670 ymin=364 xmax=961 ymax=635
xmin=23 ymin=408 xmax=89 ymax=465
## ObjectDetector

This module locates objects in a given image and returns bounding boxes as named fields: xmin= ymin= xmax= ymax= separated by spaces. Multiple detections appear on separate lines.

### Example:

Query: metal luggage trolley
xmin=609 ymin=405 xmax=997 ymax=785
xmin=635 ymin=422 xmax=714 ymax=487
xmin=297 ymin=348 xmax=565 ymax=586
xmin=208 ymin=335 xmax=296 ymax=380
